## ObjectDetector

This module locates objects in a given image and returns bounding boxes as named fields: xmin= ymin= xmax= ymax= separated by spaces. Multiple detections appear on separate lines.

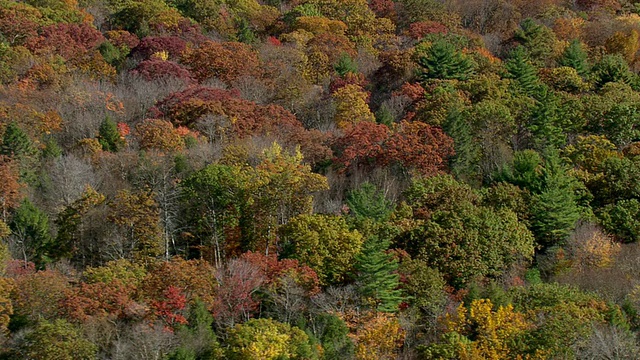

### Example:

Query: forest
xmin=2 ymin=0 xmax=640 ymax=358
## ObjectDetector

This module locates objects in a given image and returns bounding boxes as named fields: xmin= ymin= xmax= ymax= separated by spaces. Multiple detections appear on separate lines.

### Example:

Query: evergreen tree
xmin=443 ymin=108 xmax=481 ymax=184
xmin=355 ymin=235 xmax=403 ymax=313
xmin=559 ymin=39 xmax=589 ymax=76
xmin=10 ymin=199 xmax=51 ymax=267
xmin=98 ymin=117 xmax=123 ymax=152
xmin=513 ymin=18 xmax=557 ymax=66
xmin=505 ymin=46 xmax=543 ymax=96
xmin=592 ymin=54 xmax=634 ymax=88
xmin=334 ymin=53 xmax=358 ymax=77
xmin=375 ymin=104 xmax=394 ymax=126
xmin=528 ymin=90 xmax=567 ymax=150
xmin=1 ymin=122 xmax=38 ymax=183
xmin=0 ymin=122 xmax=36 ymax=158
xmin=346 ymin=182 xmax=393 ymax=222
xmin=236 ymin=17 xmax=257 ymax=44
xmin=498 ymin=150 xmax=580 ymax=248
xmin=529 ymin=150 xmax=581 ymax=247
xmin=417 ymin=39 xmax=475 ymax=81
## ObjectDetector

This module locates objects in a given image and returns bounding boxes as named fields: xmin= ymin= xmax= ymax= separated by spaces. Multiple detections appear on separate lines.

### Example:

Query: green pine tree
xmin=505 ymin=46 xmax=543 ymax=96
xmin=355 ymin=235 xmax=404 ymax=313
xmin=417 ymin=39 xmax=475 ymax=81
xmin=1 ymin=122 xmax=36 ymax=158
xmin=1 ymin=122 xmax=38 ymax=183
xmin=592 ymin=54 xmax=633 ymax=88
xmin=346 ymin=183 xmax=393 ymax=222
xmin=559 ymin=39 xmax=589 ymax=76
xmin=10 ymin=199 xmax=51 ymax=268
xmin=528 ymin=90 xmax=567 ymax=150
xmin=334 ymin=53 xmax=358 ymax=77
xmin=443 ymin=108 xmax=481 ymax=185
xmin=98 ymin=117 xmax=123 ymax=152
xmin=529 ymin=150 xmax=581 ymax=247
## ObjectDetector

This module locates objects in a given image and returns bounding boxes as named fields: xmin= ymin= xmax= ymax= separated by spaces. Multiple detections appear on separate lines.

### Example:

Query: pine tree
xmin=417 ymin=39 xmax=475 ymax=81
xmin=529 ymin=150 xmax=580 ymax=247
xmin=592 ymin=54 xmax=633 ymax=89
xmin=346 ymin=182 xmax=393 ymax=222
xmin=443 ymin=108 xmax=481 ymax=184
xmin=505 ymin=46 xmax=542 ymax=96
xmin=1 ymin=122 xmax=38 ymax=183
xmin=334 ymin=53 xmax=358 ymax=77
xmin=559 ymin=39 xmax=589 ymax=76
xmin=355 ymin=235 xmax=403 ymax=313
xmin=1 ymin=122 xmax=36 ymax=158
xmin=10 ymin=198 xmax=51 ymax=267
xmin=98 ymin=117 xmax=123 ymax=152
xmin=528 ymin=90 xmax=567 ymax=150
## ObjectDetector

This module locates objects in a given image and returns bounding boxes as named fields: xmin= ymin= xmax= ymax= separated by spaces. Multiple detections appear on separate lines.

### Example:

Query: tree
xmin=0 ymin=156 xmax=23 ymax=222
xmin=559 ymin=39 xmax=589 ymax=76
xmin=280 ymin=214 xmax=364 ymax=285
xmin=402 ymin=175 xmax=535 ymax=287
xmin=135 ymin=119 xmax=185 ymax=152
xmin=226 ymin=318 xmax=320 ymax=360
xmin=592 ymin=54 xmax=634 ymax=89
xmin=423 ymin=299 xmax=535 ymax=359
xmin=53 ymin=186 xmax=106 ymax=265
xmin=354 ymin=234 xmax=403 ymax=312
xmin=346 ymin=182 xmax=393 ymax=222
xmin=9 ymin=199 xmax=51 ymax=267
xmin=504 ymin=46 xmax=542 ymax=96
xmin=181 ymin=41 xmax=261 ymax=84
xmin=416 ymin=39 xmax=475 ymax=81
xmin=97 ymin=117 xmax=123 ymax=152
xmin=18 ymin=319 xmax=97 ymax=360
xmin=108 ymin=189 xmax=163 ymax=263
xmin=1 ymin=122 xmax=38 ymax=182
xmin=168 ymin=300 xmax=224 ymax=360
xmin=332 ymin=84 xmax=375 ymax=129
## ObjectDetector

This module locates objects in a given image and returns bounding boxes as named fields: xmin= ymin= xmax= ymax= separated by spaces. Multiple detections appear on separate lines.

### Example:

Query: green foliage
xmin=1 ymin=125 xmax=29 ymax=155
xmin=226 ymin=318 xmax=320 ymax=360
xmin=399 ymin=258 xmax=446 ymax=316
xmin=498 ymin=150 xmax=580 ymax=247
xmin=504 ymin=46 xmax=543 ymax=96
xmin=559 ymin=39 xmax=589 ymax=76
xmin=374 ymin=104 xmax=393 ymax=127
xmin=280 ymin=214 xmax=363 ymax=285
xmin=168 ymin=301 xmax=224 ymax=360
xmin=334 ymin=53 xmax=358 ymax=77
xmin=19 ymin=319 xmax=97 ymax=360
xmin=598 ymin=199 xmax=640 ymax=243
xmin=510 ymin=283 xmax=615 ymax=358
xmin=416 ymin=39 xmax=475 ymax=81
xmin=346 ymin=182 xmax=393 ymax=222
xmin=97 ymin=117 xmax=122 ymax=152
xmin=402 ymin=175 xmax=535 ymax=287
xmin=592 ymin=54 xmax=634 ymax=89
xmin=10 ymin=198 xmax=51 ymax=267
xmin=513 ymin=18 xmax=557 ymax=66
xmin=354 ymin=234 xmax=403 ymax=312
xmin=307 ymin=313 xmax=354 ymax=360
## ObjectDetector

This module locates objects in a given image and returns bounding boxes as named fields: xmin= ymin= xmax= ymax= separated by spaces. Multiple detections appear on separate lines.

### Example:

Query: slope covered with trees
xmin=2 ymin=0 xmax=640 ymax=358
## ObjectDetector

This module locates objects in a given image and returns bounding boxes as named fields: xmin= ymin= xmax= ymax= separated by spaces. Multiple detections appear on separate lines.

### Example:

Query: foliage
xmin=226 ymin=318 xmax=320 ymax=360
xmin=280 ymin=214 xmax=364 ymax=285
xmin=19 ymin=319 xmax=97 ymax=360
xmin=416 ymin=39 xmax=475 ymax=81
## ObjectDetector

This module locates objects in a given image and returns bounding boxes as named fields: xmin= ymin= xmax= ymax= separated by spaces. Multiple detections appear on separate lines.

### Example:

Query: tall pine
xmin=505 ymin=46 xmax=542 ymax=96
xmin=355 ymin=235 xmax=403 ymax=313
xmin=417 ymin=39 xmax=475 ymax=81
xmin=559 ymin=39 xmax=589 ymax=76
